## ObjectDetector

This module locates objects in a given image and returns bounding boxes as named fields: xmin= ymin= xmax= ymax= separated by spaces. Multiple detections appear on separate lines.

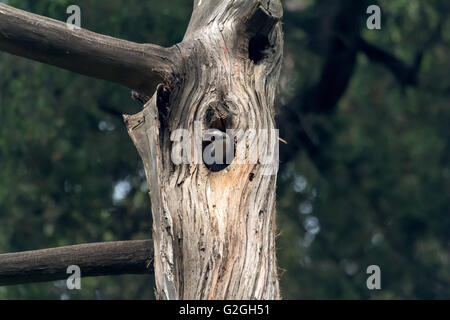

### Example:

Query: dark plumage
xmin=202 ymin=129 xmax=234 ymax=172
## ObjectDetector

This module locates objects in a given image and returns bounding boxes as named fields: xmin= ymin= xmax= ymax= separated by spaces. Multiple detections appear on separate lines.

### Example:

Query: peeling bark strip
xmin=126 ymin=0 xmax=283 ymax=300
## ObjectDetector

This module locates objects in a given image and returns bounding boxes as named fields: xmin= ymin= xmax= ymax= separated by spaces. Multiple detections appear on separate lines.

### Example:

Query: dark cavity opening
xmin=202 ymin=101 xmax=236 ymax=172
xmin=249 ymin=33 xmax=270 ymax=64
xmin=157 ymin=85 xmax=171 ymax=126
xmin=157 ymin=85 xmax=170 ymax=110
xmin=202 ymin=128 xmax=235 ymax=173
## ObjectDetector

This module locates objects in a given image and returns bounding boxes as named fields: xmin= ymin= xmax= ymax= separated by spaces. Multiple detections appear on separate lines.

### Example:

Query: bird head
xmin=202 ymin=129 xmax=234 ymax=172
xmin=203 ymin=129 xmax=227 ymax=143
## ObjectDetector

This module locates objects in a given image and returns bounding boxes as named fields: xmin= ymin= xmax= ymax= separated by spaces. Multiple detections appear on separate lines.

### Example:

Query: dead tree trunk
xmin=0 ymin=0 xmax=283 ymax=299
xmin=125 ymin=0 xmax=283 ymax=300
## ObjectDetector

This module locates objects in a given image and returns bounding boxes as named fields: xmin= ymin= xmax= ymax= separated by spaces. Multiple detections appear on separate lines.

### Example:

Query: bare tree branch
xmin=0 ymin=3 xmax=179 ymax=95
xmin=358 ymin=18 xmax=444 ymax=86
xmin=279 ymin=3 xmax=445 ymax=171
xmin=358 ymin=37 xmax=422 ymax=86
xmin=0 ymin=240 xmax=153 ymax=286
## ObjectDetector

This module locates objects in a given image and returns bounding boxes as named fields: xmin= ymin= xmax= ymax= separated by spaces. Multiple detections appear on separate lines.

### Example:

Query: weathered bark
xmin=0 ymin=240 xmax=153 ymax=286
xmin=125 ymin=0 xmax=284 ymax=300
xmin=0 ymin=0 xmax=284 ymax=299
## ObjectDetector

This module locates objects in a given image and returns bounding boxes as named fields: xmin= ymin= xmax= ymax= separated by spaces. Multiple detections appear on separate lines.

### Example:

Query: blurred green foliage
xmin=0 ymin=0 xmax=449 ymax=299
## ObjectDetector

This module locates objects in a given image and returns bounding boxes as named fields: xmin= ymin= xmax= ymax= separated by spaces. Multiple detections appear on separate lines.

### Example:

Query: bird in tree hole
xmin=202 ymin=129 xmax=235 ymax=172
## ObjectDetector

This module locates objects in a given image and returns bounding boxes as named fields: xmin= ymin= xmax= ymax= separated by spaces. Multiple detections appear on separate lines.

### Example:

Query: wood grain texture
xmin=126 ymin=0 xmax=284 ymax=300
xmin=0 ymin=240 xmax=153 ymax=286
